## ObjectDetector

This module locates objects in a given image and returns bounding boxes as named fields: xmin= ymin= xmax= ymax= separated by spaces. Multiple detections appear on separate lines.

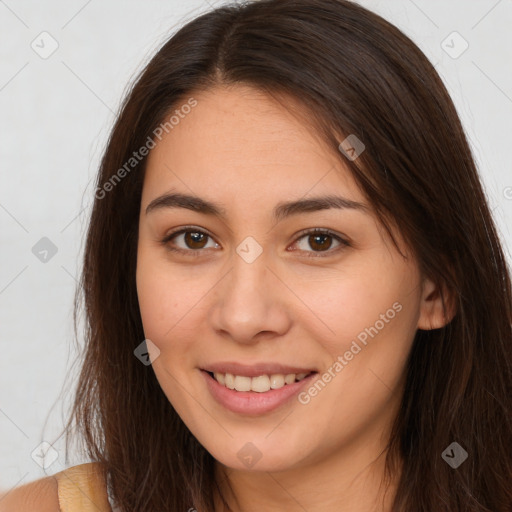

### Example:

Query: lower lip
xmin=201 ymin=370 xmax=317 ymax=415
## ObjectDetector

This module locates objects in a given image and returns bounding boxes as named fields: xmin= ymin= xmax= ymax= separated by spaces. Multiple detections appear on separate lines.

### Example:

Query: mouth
xmin=200 ymin=367 xmax=318 ymax=415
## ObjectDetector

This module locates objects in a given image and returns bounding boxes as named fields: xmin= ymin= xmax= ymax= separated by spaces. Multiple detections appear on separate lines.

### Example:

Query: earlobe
xmin=417 ymin=277 xmax=457 ymax=330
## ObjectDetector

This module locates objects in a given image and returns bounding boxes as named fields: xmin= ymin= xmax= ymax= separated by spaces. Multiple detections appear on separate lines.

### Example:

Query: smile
xmin=201 ymin=369 xmax=318 ymax=415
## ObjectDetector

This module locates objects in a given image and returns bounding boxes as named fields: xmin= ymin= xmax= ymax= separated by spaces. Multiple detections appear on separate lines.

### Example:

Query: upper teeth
xmin=213 ymin=372 xmax=310 ymax=392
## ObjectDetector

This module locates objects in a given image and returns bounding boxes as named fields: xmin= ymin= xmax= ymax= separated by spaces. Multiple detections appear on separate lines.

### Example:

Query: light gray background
xmin=1 ymin=0 xmax=511 ymax=492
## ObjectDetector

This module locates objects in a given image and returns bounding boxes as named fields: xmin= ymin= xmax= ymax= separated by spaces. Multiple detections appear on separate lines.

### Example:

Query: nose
xmin=209 ymin=245 xmax=291 ymax=345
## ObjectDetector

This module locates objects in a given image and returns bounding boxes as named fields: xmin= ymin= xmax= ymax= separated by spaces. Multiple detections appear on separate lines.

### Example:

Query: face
xmin=136 ymin=83 xmax=430 ymax=474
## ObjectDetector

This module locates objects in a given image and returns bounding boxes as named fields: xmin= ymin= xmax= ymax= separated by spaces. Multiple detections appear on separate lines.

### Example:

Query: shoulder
xmin=0 ymin=462 xmax=111 ymax=512
xmin=0 ymin=474 xmax=60 ymax=512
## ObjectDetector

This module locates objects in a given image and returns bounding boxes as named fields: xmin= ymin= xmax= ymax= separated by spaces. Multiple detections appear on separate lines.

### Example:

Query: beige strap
xmin=55 ymin=462 xmax=112 ymax=512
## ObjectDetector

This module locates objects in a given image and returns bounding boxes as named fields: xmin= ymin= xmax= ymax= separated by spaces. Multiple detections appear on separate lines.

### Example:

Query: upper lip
xmin=201 ymin=362 xmax=317 ymax=378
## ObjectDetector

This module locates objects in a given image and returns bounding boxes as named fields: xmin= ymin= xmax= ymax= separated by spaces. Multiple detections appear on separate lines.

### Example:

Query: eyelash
xmin=160 ymin=226 xmax=351 ymax=258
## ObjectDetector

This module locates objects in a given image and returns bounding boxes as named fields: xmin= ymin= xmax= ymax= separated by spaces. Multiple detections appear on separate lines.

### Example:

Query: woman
xmin=3 ymin=0 xmax=511 ymax=510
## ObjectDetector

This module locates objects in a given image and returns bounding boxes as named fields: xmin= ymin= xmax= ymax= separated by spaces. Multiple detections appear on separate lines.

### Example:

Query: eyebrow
xmin=145 ymin=191 xmax=370 ymax=223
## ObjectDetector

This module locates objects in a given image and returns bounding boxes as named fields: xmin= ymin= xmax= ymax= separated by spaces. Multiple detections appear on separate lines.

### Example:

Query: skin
xmin=136 ymin=83 xmax=453 ymax=512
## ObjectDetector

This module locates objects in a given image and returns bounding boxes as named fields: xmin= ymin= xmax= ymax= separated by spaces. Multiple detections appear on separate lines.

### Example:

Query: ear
xmin=417 ymin=276 xmax=457 ymax=330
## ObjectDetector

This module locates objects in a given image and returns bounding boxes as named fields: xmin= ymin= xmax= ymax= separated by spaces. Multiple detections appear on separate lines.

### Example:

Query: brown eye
xmin=307 ymin=233 xmax=333 ymax=251
xmin=183 ymin=231 xmax=208 ymax=249
xmin=161 ymin=227 xmax=219 ymax=255
xmin=291 ymin=229 xmax=350 ymax=256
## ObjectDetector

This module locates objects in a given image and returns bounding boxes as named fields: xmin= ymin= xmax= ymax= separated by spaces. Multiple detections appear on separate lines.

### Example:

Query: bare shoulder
xmin=0 ymin=474 xmax=60 ymax=512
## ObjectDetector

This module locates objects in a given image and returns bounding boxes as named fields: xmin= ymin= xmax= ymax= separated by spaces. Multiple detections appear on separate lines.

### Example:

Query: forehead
xmin=142 ymin=84 xmax=365 ymax=210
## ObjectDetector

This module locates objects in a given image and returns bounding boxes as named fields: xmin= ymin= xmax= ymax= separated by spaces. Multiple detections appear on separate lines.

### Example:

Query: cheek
xmin=298 ymin=268 xmax=406 ymax=344
xmin=136 ymin=268 xmax=172 ymax=339
xmin=298 ymin=279 xmax=417 ymax=441
xmin=299 ymin=261 xmax=420 ymax=393
xmin=135 ymin=247 xmax=215 ymax=360
xmin=135 ymin=256 xmax=197 ymax=400
xmin=136 ymin=247 xmax=181 ymax=343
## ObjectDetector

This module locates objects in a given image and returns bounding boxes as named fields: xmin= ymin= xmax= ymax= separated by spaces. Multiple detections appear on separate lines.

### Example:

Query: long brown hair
xmin=55 ymin=0 xmax=512 ymax=510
